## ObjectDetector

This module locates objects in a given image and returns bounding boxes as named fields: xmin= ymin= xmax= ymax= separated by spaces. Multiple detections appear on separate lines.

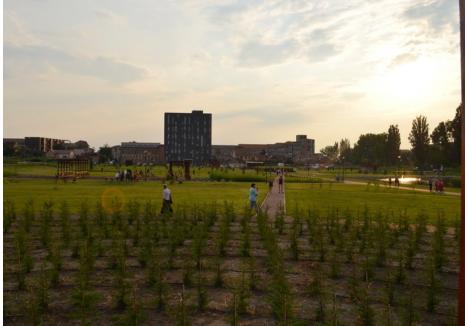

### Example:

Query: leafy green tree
xmin=353 ymin=133 xmax=387 ymax=167
xmin=339 ymin=138 xmax=353 ymax=163
xmin=386 ymin=125 xmax=401 ymax=165
xmin=430 ymin=121 xmax=451 ymax=166
xmin=320 ymin=142 xmax=339 ymax=161
xmin=98 ymin=144 xmax=113 ymax=163
xmin=408 ymin=115 xmax=430 ymax=166
xmin=447 ymin=104 xmax=462 ymax=164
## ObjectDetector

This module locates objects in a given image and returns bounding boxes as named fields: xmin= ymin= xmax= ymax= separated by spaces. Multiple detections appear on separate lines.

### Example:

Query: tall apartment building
xmin=164 ymin=110 xmax=212 ymax=165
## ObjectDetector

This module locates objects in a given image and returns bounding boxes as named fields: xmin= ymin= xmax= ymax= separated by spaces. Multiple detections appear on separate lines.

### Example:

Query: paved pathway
xmin=343 ymin=179 xmax=461 ymax=196
xmin=260 ymin=176 xmax=285 ymax=219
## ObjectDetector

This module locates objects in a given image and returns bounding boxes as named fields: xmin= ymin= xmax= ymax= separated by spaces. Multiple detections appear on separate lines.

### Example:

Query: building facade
xmin=212 ymin=135 xmax=316 ymax=165
xmin=24 ymin=137 xmax=67 ymax=153
xmin=111 ymin=142 xmax=165 ymax=165
xmin=164 ymin=110 xmax=212 ymax=165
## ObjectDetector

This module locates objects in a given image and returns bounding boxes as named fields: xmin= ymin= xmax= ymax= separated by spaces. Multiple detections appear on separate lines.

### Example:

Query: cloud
xmin=389 ymin=53 xmax=418 ymax=68
xmin=4 ymin=43 xmax=146 ymax=83
xmin=237 ymin=39 xmax=298 ymax=67
xmin=306 ymin=43 xmax=338 ymax=62
xmin=217 ymin=105 xmax=307 ymax=126
xmin=94 ymin=9 xmax=127 ymax=25
xmin=403 ymin=0 xmax=458 ymax=32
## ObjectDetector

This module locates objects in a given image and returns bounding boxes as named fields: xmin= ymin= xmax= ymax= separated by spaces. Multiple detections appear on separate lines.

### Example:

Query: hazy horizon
xmin=4 ymin=0 xmax=461 ymax=151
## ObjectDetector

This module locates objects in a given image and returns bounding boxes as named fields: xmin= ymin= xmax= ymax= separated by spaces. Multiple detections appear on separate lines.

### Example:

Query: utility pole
xmin=458 ymin=1 xmax=464 ymax=325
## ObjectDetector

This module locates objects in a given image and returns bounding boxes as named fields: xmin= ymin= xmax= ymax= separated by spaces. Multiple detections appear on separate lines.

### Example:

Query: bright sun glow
xmin=376 ymin=59 xmax=435 ymax=102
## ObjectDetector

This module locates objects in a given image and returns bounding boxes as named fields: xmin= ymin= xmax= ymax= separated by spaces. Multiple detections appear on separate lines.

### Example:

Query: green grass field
xmin=3 ymin=178 xmax=267 ymax=214
xmin=286 ymin=182 xmax=461 ymax=225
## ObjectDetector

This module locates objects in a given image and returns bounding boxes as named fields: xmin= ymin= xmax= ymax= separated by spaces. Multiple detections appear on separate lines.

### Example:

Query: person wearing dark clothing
xmin=278 ymin=175 xmax=284 ymax=193
xmin=428 ymin=179 xmax=433 ymax=192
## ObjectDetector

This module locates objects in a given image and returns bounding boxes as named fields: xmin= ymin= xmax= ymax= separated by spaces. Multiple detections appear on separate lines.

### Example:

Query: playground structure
xmin=56 ymin=159 xmax=90 ymax=180
xmin=167 ymin=159 xmax=192 ymax=181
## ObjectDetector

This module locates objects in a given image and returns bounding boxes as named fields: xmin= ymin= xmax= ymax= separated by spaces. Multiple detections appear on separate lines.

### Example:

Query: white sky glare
xmin=3 ymin=0 xmax=461 ymax=150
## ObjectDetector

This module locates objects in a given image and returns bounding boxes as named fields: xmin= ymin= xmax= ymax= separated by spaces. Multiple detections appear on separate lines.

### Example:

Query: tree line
xmin=320 ymin=105 xmax=462 ymax=168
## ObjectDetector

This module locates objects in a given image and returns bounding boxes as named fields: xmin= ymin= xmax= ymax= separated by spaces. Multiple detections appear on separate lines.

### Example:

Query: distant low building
xmin=25 ymin=137 xmax=67 ymax=153
xmin=111 ymin=141 xmax=165 ymax=165
xmin=212 ymin=135 xmax=316 ymax=164
xmin=3 ymin=138 xmax=25 ymax=155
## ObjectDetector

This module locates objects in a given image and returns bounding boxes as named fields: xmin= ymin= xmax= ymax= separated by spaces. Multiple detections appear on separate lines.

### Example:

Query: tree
xmin=386 ymin=125 xmax=401 ymax=165
xmin=339 ymin=139 xmax=352 ymax=163
xmin=320 ymin=142 xmax=339 ymax=161
xmin=98 ymin=145 xmax=113 ymax=163
xmin=447 ymin=105 xmax=462 ymax=165
xmin=408 ymin=116 xmax=430 ymax=167
xmin=430 ymin=121 xmax=451 ymax=166
xmin=431 ymin=122 xmax=450 ymax=146
xmin=353 ymin=133 xmax=387 ymax=167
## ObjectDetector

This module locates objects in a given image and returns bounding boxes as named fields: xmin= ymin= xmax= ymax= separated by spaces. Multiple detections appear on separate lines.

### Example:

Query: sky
xmin=3 ymin=0 xmax=461 ymax=150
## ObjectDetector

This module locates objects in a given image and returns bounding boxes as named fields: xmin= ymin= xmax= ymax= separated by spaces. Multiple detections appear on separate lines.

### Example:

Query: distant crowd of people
xmin=387 ymin=177 xmax=400 ymax=188
xmin=387 ymin=176 xmax=445 ymax=193
xmin=113 ymin=169 xmax=151 ymax=182
xmin=428 ymin=178 xmax=445 ymax=193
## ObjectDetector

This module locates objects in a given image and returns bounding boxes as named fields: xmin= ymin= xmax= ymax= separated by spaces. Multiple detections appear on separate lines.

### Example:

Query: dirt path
xmin=260 ymin=176 xmax=285 ymax=219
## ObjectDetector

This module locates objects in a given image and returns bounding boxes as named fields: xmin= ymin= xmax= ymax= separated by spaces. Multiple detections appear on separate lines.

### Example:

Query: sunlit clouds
xmin=4 ymin=0 xmax=461 ymax=149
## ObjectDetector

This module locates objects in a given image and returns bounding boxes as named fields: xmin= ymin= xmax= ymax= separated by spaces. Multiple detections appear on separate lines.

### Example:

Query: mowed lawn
xmin=286 ymin=182 xmax=461 ymax=225
xmin=3 ymin=178 xmax=267 ymax=214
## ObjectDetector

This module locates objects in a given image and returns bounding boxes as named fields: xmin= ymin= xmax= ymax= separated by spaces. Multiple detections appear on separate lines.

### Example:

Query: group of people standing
xmin=428 ymin=178 xmax=445 ymax=193
xmin=388 ymin=177 xmax=400 ymax=188
xmin=114 ymin=169 xmax=149 ymax=182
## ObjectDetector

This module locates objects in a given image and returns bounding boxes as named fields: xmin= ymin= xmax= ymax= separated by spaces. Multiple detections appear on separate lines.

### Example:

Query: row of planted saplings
xmin=270 ymin=205 xmax=458 ymax=325
xmin=4 ymin=199 xmax=288 ymax=325
xmin=3 ymin=202 xmax=458 ymax=320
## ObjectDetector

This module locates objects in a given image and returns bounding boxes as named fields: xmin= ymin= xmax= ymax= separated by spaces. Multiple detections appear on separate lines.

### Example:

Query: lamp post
xmin=341 ymin=155 xmax=345 ymax=182
xmin=397 ymin=155 xmax=401 ymax=178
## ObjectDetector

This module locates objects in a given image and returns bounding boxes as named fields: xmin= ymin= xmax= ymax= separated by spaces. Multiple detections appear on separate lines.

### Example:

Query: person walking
xmin=428 ymin=178 xmax=433 ymax=192
xmin=278 ymin=175 xmax=284 ymax=193
xmin=161 ymin=184 xmax=173 ymax=215
xmin=249 ymin=183 xmax=258 ymax=211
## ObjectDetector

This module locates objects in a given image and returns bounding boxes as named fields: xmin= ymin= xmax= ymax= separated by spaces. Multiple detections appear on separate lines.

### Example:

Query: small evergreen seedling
xmin=59 ymin=201 xmax=71 ymax=247
xmin=4 ymin=200 xmax=16 ymax=234
xmin=384 ymin=271 xmax=395 ymax=306
xmin=120 ymin=287 xmax=147 ymax=325
xmin=22 ymin=199 xmax=35 ymax=233
xmin=400 ymin=284 xmax=419 ymax=326
xmin=196 ymin=265 xmax=208 ymax=312
xmin=356 ymin=282 xmax=375 ymax=326
xmin=329 ymin=250 xmax=341 ymax=279
xmin=426 ymin=260 xmax=439 ymax=313
xmin=174 ymin=285 xmax=190 ymax=326
xmin=290 ymin=227 xmax=299 ymax=261
xmin=214 ymin=259 xmax=224 ymax=288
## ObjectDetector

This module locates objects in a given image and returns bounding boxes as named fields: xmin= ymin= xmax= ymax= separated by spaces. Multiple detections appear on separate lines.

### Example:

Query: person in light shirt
xmin=161 ymin=184 xmax=173 ymax=215
xmin=249 ymin=183 xmax=258 ymax=211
